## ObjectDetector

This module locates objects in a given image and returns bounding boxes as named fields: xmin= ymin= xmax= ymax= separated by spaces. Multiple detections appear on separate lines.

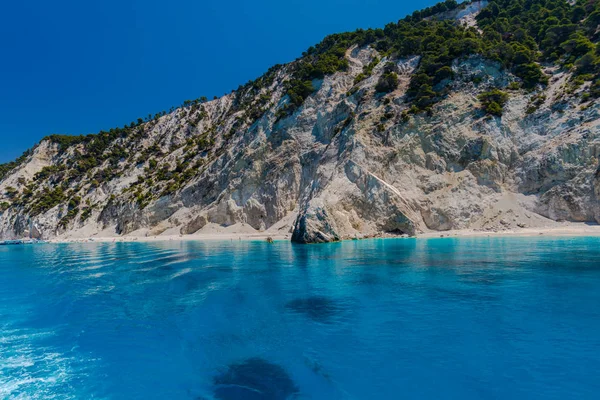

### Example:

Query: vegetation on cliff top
xmin=280 ymin=0 xmax=599 ymax=114
xmin=4 ymin=0 xmax=598 ymax=172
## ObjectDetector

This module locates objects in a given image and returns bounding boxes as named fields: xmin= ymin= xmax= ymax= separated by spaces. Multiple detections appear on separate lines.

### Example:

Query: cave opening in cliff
xmin=385 ymin=229 xmax=406 ymax=235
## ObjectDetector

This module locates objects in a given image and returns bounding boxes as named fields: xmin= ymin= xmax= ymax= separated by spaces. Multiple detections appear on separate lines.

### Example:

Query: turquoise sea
xmin=1 ymin=237 xmax=599 ymax=399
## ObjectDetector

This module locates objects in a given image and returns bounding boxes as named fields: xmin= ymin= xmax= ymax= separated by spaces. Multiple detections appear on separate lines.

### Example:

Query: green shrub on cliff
xmin=478 ymin=89 xmax=509 ymax=116
xmin=0 ymin=149 xmax=32 ymax=182
xmin=375 ymin=63 xmax=400 ymax=93
xmin=286 ymin=80 xmax=315 ymax=107
xmin=29 ymin=186 xmax=66 ymax=216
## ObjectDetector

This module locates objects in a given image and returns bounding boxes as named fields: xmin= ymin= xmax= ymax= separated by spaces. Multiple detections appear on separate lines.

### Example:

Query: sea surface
xmin=1 ymin=237 xmax=600 ymax=399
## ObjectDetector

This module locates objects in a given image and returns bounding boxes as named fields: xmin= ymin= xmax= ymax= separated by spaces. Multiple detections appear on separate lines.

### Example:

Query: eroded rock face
xmin=594 ymin=165 xmax=600 ymax=199
xmin=1 ymin=49 xmax=600 ymax=243
xmin=98 ymin=200 xmax=145 ymax=235
xmin=537 ymin=171 xmax=600 ymax=223
xmin=291 ymin=204 xmax=340 ymax=244
xmin=180 ymin=214 xmax=208 ymax=235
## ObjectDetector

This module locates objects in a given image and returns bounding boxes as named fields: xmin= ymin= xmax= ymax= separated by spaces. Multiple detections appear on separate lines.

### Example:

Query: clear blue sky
xmin=0 ymin=0 xmax=439 ymax=163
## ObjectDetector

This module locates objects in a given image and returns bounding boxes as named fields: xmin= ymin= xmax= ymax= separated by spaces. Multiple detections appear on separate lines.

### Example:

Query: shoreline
xmin=46 ymin=232 xmax=291 ymax=244
xmin=40 ymin=223 xmax=600 ymax=244
xmin=415 ymin=224 xmax=600 ymax=239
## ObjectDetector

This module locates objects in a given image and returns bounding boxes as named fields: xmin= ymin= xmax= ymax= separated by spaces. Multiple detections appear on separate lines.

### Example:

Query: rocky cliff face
xmin=1 ymin=1 xmax=599 ymax=243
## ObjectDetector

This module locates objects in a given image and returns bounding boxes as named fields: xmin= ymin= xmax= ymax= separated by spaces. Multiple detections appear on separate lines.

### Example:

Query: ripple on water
xmin=170 ymin=267 xmax=193 ymax=280
xmin=0 ymin=329 xmax=80 ymax=399
xmin=213 ymin=358 xmax=299 ymax=400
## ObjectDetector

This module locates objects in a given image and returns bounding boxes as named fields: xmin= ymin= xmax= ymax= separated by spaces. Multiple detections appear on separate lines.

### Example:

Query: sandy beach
xmin=47 ymin=232 xmax=290 ymax=244
xmin=416 ymin=224 xmax=600 ymax=239
xmin=45 ymin=221 xmax=600 ymax=244
xmin=48 ymin=222 xmax=291 ymax=244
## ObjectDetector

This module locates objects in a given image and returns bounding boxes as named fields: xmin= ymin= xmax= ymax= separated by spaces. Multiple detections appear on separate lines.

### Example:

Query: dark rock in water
xmin=213 ymin=357 xmax=298 ymax=400
xmin=291 ymin=206 xmax=340 ymax=244
xmin=285 ymin=296 xmax=342 ymax=323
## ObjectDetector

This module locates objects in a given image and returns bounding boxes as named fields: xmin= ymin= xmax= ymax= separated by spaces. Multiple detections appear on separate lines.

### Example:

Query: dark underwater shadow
xmin=285 ymin=295 xmax=345 ymax=323
xmin=212 ymin=357 xmax=299 ymax=400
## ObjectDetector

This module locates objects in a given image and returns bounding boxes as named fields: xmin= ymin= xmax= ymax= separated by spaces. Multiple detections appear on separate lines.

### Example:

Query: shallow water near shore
xmin=1 ymin=237 xmax=600 ymax=399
